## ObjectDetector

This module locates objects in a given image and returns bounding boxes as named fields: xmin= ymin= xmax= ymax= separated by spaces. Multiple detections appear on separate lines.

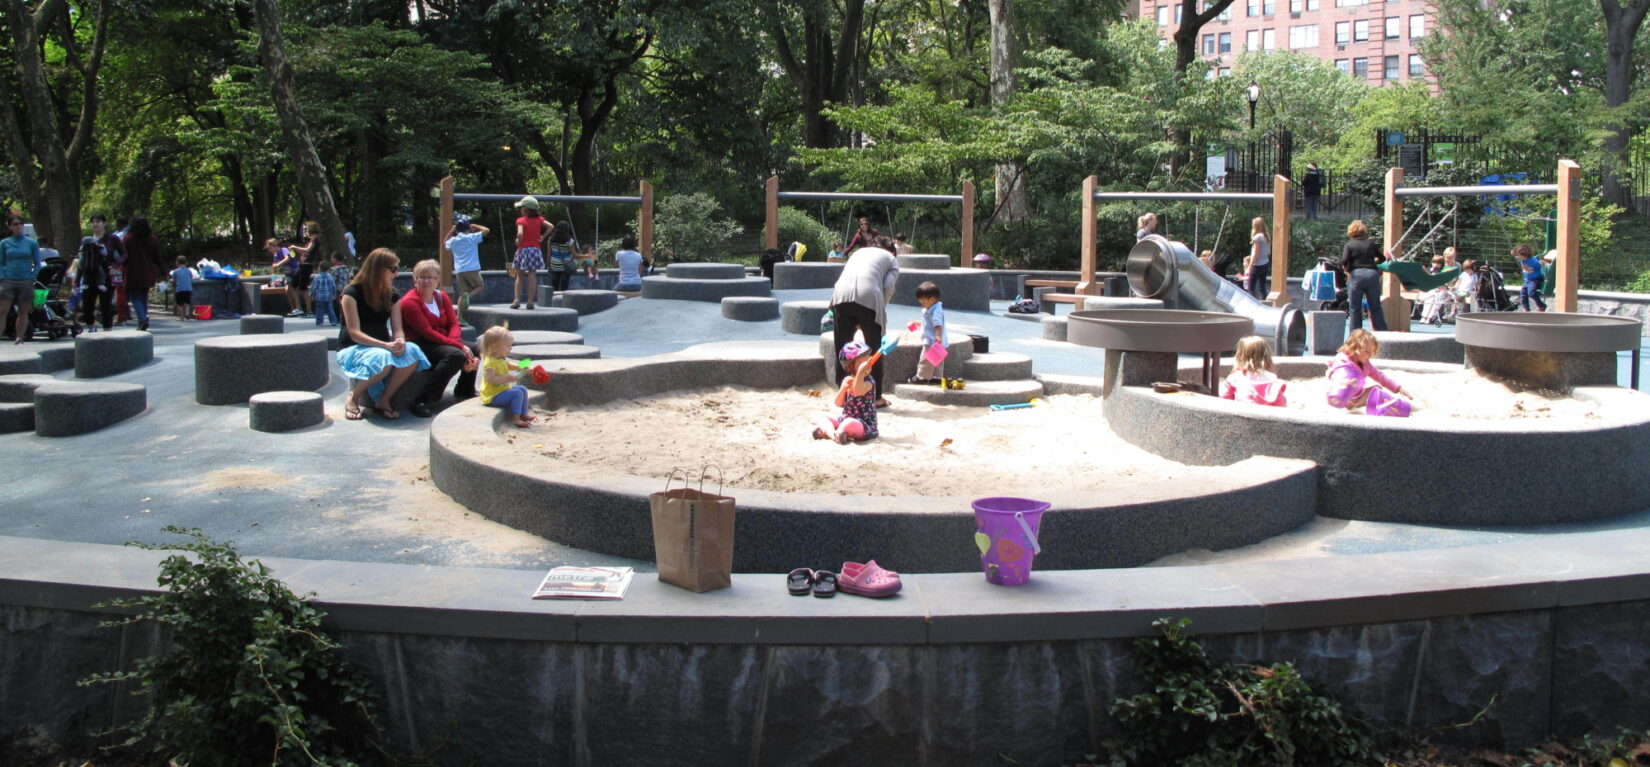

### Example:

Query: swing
xmin=1379 ymin=262 xmax=1462 ymax=292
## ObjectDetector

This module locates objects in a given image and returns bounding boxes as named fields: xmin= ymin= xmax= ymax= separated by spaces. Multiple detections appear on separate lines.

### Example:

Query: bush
xmin=83 ymin=527 xmax=389 ymax=766
xmin=764 ymin=207 xmax=837 ymax=261
xmin=633 ymin=192 xmax=741 ymax=263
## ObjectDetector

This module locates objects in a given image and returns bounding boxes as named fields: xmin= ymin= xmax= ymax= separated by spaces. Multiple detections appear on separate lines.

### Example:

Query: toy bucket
xmin=923 ymin=342 xmax=948 ymax=368
xmin=971 ymin=497 xmax=1050 ymax=586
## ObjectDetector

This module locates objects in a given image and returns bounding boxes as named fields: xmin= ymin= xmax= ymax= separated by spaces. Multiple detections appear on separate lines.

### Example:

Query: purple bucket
xmin=971 ymin=497 xmax=1050 ymax=586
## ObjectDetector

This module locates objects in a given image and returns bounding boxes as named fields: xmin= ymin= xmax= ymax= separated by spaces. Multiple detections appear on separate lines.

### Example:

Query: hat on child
xmin=839 ymin=341 xmax=870 ymax=362
xmin=514 ymin=196 xmax=541 ymax=210
xmin=452 ymin=213 xmax=472 ymax=231
xmin=972 ymin=253 xmax=992 ymax=265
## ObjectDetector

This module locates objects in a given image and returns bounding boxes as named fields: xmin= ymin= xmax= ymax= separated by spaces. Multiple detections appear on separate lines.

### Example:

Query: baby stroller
xmin=1305 ymin=258 xmax=1343 ymax=310
xmin=1474 ymin=265 xmax=1517 ymax=312
xmin=6 ymin=256 xmax=79 ymax=341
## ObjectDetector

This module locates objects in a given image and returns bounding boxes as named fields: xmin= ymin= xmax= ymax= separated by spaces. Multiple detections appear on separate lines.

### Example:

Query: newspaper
xmin=531 ymin=566 xmax=635 ymax=600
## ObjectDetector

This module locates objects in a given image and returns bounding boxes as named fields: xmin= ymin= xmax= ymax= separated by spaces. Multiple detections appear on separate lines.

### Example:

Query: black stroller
xmin=1474 ymin=265 xmax=1518 ymax=312
xmin=5 ymin=256 xmax=79 ymax=341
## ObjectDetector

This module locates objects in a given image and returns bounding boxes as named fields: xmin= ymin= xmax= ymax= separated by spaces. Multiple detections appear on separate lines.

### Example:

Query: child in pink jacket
xmin=1220 ymin=335 xmax=1287 ymax=406
xmin=1326 ymin=329 xmax=1413 ymax=417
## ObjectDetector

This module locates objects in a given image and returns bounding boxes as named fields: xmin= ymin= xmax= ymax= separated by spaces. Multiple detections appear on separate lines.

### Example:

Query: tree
xmin=762 ymin=0 xmax=868 ymax=148
xmin=0 ymin=0 xmax=112 ymax=252
xmin=1167 ymin=0 xmax=1238 ymax=176
xmin=251 ymin=0 xmax=350 ymax=261
xmin=1599 ymin=0 xmax=1650 ymax=207
xmin=989 ymin=0 xmax=1030 ymax=223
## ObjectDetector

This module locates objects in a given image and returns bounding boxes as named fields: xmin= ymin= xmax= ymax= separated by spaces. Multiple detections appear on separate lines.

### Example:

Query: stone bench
xmin=249 ymin=391 xmax=326 ymax=432
xmin=0 ymin=348 xmax=44 ymax=376
xmin=890 ymin=268 xmax=990 ymax=312
xmin=664 ymin=262 xmax=746 ymax=280
xmin=510 ymin=330 xmax=585 ymax=346
xmin=542 ymin=289 xmax=619 ymax=315
xmin=772 ymin=262 xmax=845 ymax=290
xmin=37 ymin=345 xmax=73 ymax=373
xmin=897 ymin=254 xmax=951 ymax=270
xmin=1372 ymin=331 xmax=1464 ymax=364
xmin=241 ymin=315 xmax=285 ymax=334
xmin=0 ymin=373 xmax=56 ymax=434
xmin=463 ymin=305 xmax=579 ymax=333
xmin=721 ymin=296 xmax=780 ymax=322
xmin=640 ymin=275 xmax=772 ymax=302
xmin=510 ymin=344 xmax=601 ymax=361
xmin=959 ymin=352 xmax=1034 ymax=381
xmin=781 ymin=300 xmax=831 ymax=335
xmin=287 ymin=328 xmax=341 ymax=351
xmin=1041 ymin=315 xmax=1069 ymax=342
xmin=194 ymin=334 xmax=330 ymax=405
xmin=74 ymin=330 xmax=153 ymax=379
xmin=34 ymin=381 xmax=146 ymax=437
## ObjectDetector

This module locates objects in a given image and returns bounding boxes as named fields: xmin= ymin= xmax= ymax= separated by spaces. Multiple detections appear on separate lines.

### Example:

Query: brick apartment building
xmin=1127 ymin=0 xmax=1430 ymax=85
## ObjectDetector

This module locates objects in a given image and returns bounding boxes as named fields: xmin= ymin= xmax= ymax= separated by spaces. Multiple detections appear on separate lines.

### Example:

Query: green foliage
xmin=639 ymin=192 xmax=741 ymax=262
xmin=1231 ymin=52 xmax=1369 ymax=154
xmin=766 ymin=208 xmax=837 ymax=261
xmin=1325 ymin=84 xmax=1441 ymax=175
xmin=1102 ymin=618 xmax=1378 ymax=767
xmin=82 ymin=527 xmax=388 ymax=766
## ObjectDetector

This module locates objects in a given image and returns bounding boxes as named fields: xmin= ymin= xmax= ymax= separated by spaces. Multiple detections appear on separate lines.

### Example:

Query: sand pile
xmin=1282 ymin=367 xmax=1605 ymax=421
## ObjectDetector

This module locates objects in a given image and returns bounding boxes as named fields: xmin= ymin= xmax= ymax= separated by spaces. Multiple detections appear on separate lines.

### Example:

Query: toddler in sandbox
xmin=908 ymin=280 xmax=946 ymax=385
xmin=812 ymin=341 xmax=878 ymax=444
xmin=1220 ymin=335 xmax=1286 ymax=406
xmin=1325 ymin=329 xmax=1413 ymax=418
xmin=477 ymin=326 xmax=535 ymax=428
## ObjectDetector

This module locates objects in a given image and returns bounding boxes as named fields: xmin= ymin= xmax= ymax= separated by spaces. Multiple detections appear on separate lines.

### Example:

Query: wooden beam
xmin=1269 ymin=175 xmax=1292 ymax=308
xmin=438 ymin=175 xmax=454 ymax=288
xmin=1555 ymin=159 xmax=1581 ymax=312
xmin=639 ymin=180 xmax=654 ymax=261
xmin=961 ymin=180 xmax=975 ymax=268
xmin=1077 ymin=175 xmax=1097 ymax=295
xmin=1381 ymin=167 xmax=1409 ymax=331
xmin=764 ymin=175 xmax=779 ymax=251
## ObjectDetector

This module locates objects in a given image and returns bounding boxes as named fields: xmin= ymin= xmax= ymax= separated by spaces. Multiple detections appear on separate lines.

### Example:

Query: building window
xmin=1307 ymin=0 xmax=1319 ymax=9
xmin=1384 ymin=54 xmax=1400 ymax=79
xmin=1335 ymin=21 xmax=1350 ymax=43
xmin=1335 ymin=58 xmax=1351 ymax=73
xmin=1155 ymin=5 xmax=1170 ymax=25
xmin=1203 ymin=33 xmax=1216 ymax=55
xmin=1248 ymin=0 xmax=1261 ymax=16
xmin=1385 ymin=16 xmax=1401 ymax=39
xmin=1220 ymin=67 xmax=1233 ymax=77
xmin=1176 ymin=5 xmax=1184 ymax=22
xmin=1289 ymin=24 xmax=1319 ymax=49
xmin=1219 ymin=32 xmax=1232 ymax=52
xmin=1247 ymin=29 xmax=1262 ymax=50
xmin=1290 ymin=0 xmax=1302 ymax=11
xmin=1336 ymin=0 xmax=1368 ymax=7
xmin=1352 ymin=57 xmax=1369 ymax=78
xmin=1263 ymin=28 xmax=1277 ymax=49
xmin=1264 ymin=0 xmax=1276 ymax=14
xmin=1353 ymin=19 xmax=1369 ymax=41
xmin=1219 ymin=4 xmax=1232 ymax=19
xmin=1409 ymin=53 xmax=1425 ymax=76
xmin=1410 ymin=14 xmax=1426 ymax=38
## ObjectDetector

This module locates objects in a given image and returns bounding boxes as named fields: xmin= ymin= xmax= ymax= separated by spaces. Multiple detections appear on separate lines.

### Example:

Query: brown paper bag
xmin=648 ymin=469 xmax=735 ymax=592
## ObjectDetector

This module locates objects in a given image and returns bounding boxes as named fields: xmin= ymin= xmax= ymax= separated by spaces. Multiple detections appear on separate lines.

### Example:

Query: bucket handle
xmin=1015 ymin=511 xmax=1042 ymax=555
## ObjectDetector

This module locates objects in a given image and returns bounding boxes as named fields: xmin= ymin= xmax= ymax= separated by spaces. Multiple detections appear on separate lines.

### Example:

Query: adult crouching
xmin=399 ymin=259 xmax=478 ymax=418
xmin=338 ymin=248 xmax=430 ymax=421
xmin=829 ymin=236 xmax=900 ymax=407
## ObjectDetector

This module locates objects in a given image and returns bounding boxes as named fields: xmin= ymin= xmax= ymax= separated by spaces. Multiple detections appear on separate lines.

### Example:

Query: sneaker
xmin=906 ymin=376 xmax=940 ymax=386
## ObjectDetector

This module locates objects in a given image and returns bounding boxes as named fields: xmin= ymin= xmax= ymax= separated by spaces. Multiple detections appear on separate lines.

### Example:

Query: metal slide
xmin=1125 ymin=235 xmax=1306 ymax=354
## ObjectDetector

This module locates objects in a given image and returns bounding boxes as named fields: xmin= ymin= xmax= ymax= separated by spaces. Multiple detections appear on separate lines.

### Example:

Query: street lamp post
xmin=1246 ymin=82 xmax=1260 ymax=193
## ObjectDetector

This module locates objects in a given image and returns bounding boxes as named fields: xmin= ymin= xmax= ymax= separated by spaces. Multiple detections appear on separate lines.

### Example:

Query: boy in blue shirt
xmin=170 ymin=257 xmax=195 ymax=320
xmin=908 ymin=281 xmax=946 ymax=385
xmin=1514 ymin=243 xmax=1550 ymax=312
xmin=445 ymin=213 xmax=490 ymax=312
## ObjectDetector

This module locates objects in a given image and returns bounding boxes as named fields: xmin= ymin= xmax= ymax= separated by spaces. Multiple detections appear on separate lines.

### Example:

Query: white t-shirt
xmin=1251 ymin=233 xmax=1270 ymax=267
xmin=615 ymin=249 xmax=644 ymax=285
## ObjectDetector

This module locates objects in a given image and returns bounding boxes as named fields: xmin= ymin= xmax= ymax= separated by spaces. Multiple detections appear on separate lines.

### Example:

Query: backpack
xmin=1007 ymin=296 xmax=1040 ymax=314
xmin=819 ymin=309 xmax=835 ymax=332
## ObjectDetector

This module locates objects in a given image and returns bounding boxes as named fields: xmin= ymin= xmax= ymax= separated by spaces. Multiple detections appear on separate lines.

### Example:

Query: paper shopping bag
xmin=648 ymin=469 xmax=736 ymax=592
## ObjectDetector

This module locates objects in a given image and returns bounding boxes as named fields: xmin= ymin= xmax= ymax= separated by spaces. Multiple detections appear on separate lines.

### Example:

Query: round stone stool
xmin=897 ymin=254 xmax=952 ymax=270
xmin=509 ymin=344 xmax=601 ymax=361
xmin=240 ymin=315 xmax=285 ymax=334
xmin=544 ymin=289 xmax=620 ymax=315
xmin=249 ymin=391 xmax=325 ymax=432
xmin=721 ymin=296 xmax=780 ymax=321
xmin=781 ymin=300 xmax=831 ymax=335
xmin=34 ymin=381 xmax=147 ymax=437
xmin=74 ymin=330 xmax=153 ymax=378
xmin=773 ymin=262 xmax=845 ymax=290
xmin=664 ymin=262 xmax=746 ymax=280
xmin=194 ymin=334 xmax=329 ymax=405
xmin=463 ymin=305 xmax=580 ymax=333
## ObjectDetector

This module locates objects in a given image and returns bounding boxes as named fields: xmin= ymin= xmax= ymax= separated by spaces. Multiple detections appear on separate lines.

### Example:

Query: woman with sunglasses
xmin=0 ymin=215 xmax=42 ymax=343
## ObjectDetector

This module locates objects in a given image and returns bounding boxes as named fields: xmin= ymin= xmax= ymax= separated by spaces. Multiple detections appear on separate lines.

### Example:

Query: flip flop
xmin=812 ymin=570 xmax=838 ymax=598
xmin=786 ymin=568 xmax=814 ymax=596
xmin=344 ymin=402 xmax=365 ymax=421
xmin=374 ymin=406 xmax=400 ymax=420
xmin=839 ymin=560 xmax=902 ymax=598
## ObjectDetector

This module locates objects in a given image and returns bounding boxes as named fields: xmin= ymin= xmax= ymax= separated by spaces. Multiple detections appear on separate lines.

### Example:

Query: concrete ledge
xmin=892 ymin=379 xmax=1044 ymax=407
xmin=1041 ymin=315 xmax=1068 ymax=341
xmin=1035 ymin=372 xmax=1107 ymax=397
xmin=193 ymin=335 xmax=330 ymax=406
xmin=509 ymin=344 xmax=600 ymax=361
xmin=959 ymin=352 xmax=1034 ymax=381
xmin=0 ymin=374 xmax=56 ymax=402
xmin=1082 ymin=296 xmax=1165 ymax=311
xmin=1372 ymin=331 xmax=1464 ymax=364
xmin=819 ymin=333 xmax=975 ymax=387
xmin=897 ymin=254 xmax=951 ymax=270
xmin=463 ymin=304 xmax=579 ymax=333
xmin=286 ymin=328 xmax=341 ymax=352
xmin=240 ymin=315 xmax=285 ymax=335
xmin=248 ymin=390 xmax=325 ymax=432
xmin=664 ymin=262 xmax=747 ymax=280
xmin=773 ymin=262 xmax=844 ymax=290
xmin=781 ymin=300 xmax=830 ymax=335
xmin=36 ymin=346 xmax=73 ymax=373
xmin=33 ymin=381 xmax=146 ymax=437
xmin=720 ymin=296 xmax=780 ymax=322
xmin=640 ymin=275 xmax=772 ymax=302
xmin=1104 ymin=357 xmax=1650 ymax=525
xmin=543 ymin=289 xmax=619 ymax=315
xmin=73 ymin=330 xmax=152 ymax=379
xmin=890 ymin=267 xmax=990 ymax=312
xmin=0 ymin=402 xmax=33 ymax=433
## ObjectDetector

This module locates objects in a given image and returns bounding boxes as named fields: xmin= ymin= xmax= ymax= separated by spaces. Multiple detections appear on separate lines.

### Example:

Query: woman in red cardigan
xmin=398 ymin=259 xmax=478 ymax=418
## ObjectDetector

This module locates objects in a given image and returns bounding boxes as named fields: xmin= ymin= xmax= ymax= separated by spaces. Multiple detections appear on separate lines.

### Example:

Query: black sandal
xmin=812 ymin=570 xmax=838 ymax=598
xmin=787 ymin=568 xmax=814 ymax=596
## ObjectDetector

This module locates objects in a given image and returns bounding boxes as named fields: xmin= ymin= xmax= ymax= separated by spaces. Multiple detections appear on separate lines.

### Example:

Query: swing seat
xmin=1378 ymin=262 xmax=1461 ymax=292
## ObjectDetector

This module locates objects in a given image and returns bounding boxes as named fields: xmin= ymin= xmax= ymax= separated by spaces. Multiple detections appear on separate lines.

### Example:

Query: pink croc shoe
xmin=839 ymin=560 xmax=902 ymax=598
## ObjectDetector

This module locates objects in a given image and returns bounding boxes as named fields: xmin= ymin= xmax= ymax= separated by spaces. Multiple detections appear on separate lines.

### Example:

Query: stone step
xmin=893 ymin=379 xmax=1044 ymax=408
xmin=959 ymin=352 xmax=1033 ymax=381
xmin=0 ymin=402 xmax=34 ymax=433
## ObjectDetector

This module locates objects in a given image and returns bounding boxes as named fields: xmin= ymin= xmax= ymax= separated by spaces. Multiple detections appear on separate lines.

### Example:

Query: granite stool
xmin=249 ymin=391 xmax=326 ymax=432
xmin=721 ymin=296 xmax=780 ymax=322
xmin=463 ymin=305 xmax=579 ymax=333
xmin=781 ymin=300 xmax=831 ymax=335
xmin=194 ymin=334 xmax=329 ymax=405
xmin=74 ymin=330 xmax=153 ymax=378
xmin=542 ymin=289 xmax=619 ymax=315
xmin=34 ymin=381 xmax=146 ymax=437
xmin=36 ymin=345 xmax=73 ymax=373
xmin=241 ymin=315 xmax=285 ymax=334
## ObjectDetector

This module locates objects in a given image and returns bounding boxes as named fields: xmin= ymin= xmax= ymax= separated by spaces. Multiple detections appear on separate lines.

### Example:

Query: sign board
xmin=1399 ymin=144 xmax=1426 ymax=180
xmin=1386 ymin=131 xmax=1406 ymax=146
xmin=1205 ymin=154 xmax=1228 ymax=189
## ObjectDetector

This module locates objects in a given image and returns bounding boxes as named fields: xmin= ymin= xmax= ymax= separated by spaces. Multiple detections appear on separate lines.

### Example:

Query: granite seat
xmin=240 ymin=315 xmax=285 ymax=334
xmin=249 ymin=391 xmax=326 ymax=432
xmin=463 ymin=305 xmax=579 ymax=333
xmin=194 ymin=334 xmax=329 ymax=405
xmin=781 ymin=300 xmax=831 ymax=335
xmin=74 ymin=330 xmax=153 ymax=378
xmin=34 ymin=381 xmax=146 ymax=437
xmin=542 ymin=289 xmax=620 ymax=315
xmin=721 ymin=296 xmax=780 ymax=322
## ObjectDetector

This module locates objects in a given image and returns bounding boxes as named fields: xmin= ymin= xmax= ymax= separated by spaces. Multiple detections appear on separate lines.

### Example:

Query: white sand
xmin=508 ymin=388 xmax=1196 ymax=497
xmin=1282 ymin=368 xmax=1605 ymax=421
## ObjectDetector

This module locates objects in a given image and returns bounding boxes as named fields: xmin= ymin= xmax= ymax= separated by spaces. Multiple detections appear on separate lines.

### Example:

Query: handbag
xmin=647 ymin=467 xmax=736 ymax=592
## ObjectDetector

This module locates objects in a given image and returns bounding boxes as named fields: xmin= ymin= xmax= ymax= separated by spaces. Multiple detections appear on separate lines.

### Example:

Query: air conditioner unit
xmin=1337 ymin=44 xmax=1346 ymax=50
xmin=1291 ymin=11 xmax=1302 ymax=17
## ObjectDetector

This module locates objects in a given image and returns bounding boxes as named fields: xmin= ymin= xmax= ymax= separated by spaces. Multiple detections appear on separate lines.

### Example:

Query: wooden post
xmin=764 ymin=175 xmax=779 ymax=251
xmin=1381 ymin=167 xmax=1410 ymax=332
xmin=1555 ymin=159 xmax=1581 ymax=312
xmin=1077 ymin=175 xmax=1098 ymax=295
xmin=639 ymin=180 xmax=654 ymax=261
xmin=961 ymin=180 xmax=975 ymax=268
xmin=1269 ymin=175 xmax=1292 ymax=308
xmin=438 ymin=176 xmax=454 ymax=288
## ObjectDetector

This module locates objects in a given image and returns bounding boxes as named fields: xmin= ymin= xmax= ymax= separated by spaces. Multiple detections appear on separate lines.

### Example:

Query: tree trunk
xmin=1600 ymin=0 xmax=1650 ymax=209
xmin=767 ymin=0 xmax=867 ymax=149
xmin=1167 ymin=0 xmax=1236 ymax=180
xmin=252 ymin=0 xmax=353 ymax=263
xmin=988 ymin=0 xmax=1029 ymax=223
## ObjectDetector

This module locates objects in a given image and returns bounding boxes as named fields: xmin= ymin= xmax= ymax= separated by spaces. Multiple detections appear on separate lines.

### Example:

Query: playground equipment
xmin=1067 ymin=308 xmax=1257 ymax=391
xmin=1122 ymin=235 xmax=1305 ymax=354
xmin=763 ymin=177 xmax=975 ymax=262
xmin=1378 ymin=159 xmax=1581 ymax=331
xmin=436 ymin=177 xmax=653 ymax=288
